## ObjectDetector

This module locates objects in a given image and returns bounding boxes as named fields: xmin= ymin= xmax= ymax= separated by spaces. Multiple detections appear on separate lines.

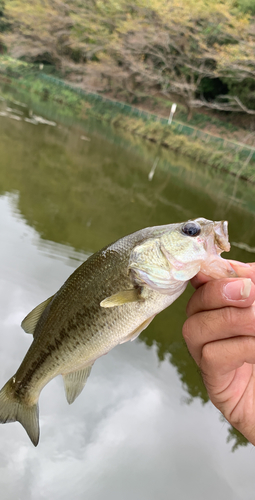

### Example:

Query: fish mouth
xmin=214 ymin=220 xmax=230 ymax=253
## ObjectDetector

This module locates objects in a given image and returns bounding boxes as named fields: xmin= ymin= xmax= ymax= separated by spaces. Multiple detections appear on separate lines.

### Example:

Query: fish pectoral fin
xmin=21 ymin=295 xmax=55 ymax=335
xmin=119 ymin=315 xmax=155 ymax=344
xmin=100 ymin=289 xmax=142 ymax=308
xmin=62 ymin=364 xmax=94 ymax=405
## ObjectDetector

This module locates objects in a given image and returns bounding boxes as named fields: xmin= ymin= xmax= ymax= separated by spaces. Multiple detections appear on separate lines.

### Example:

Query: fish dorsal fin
xmin=119 ymin=315 xmax=155 ymax=344
xmin=62 ymin=364 xmax=94 ymax=405
xmin=21 ymin=295 xmax=54 ymax=335
xmin=100 ymin=289 xmax=142 ymax=308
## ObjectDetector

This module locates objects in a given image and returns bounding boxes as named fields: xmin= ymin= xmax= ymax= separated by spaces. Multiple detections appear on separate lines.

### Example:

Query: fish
xmin=0 ymin=218 xmax=235 ymax=446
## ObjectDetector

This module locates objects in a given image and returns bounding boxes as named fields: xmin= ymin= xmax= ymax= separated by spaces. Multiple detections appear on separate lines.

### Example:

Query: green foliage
xmin=234 ymin=0 xmax=255 ymax=14
xmin=179 ymin=110 xmax=238 ymax=132
xmin=227 ymin=425 xmax=249 ymax=451
xmin=88 ymin=104 xmax=255 ymax=178
xmin=0 ymin=0 xmax=254 ymax=119
xmin=0 ymin=0 xmax=10 ymax=34
xmin=0 ymin=58 xmax=84 ymax=115
xmin=1 ymin=54 xmax=255 ymax=180
xmin=0 ymin=55 xmax=31 ymax=77
xmin=224 ymin=77 xmax=255 ymax=110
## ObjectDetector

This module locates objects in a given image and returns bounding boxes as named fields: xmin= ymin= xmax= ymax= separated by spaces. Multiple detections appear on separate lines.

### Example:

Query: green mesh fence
xmin=1 ymin=63 xmax=255 ymax=163
xmin=39 ymin=74 xmax=255 ymax=161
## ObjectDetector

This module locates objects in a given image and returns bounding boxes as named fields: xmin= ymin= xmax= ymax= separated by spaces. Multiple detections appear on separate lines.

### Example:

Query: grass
xmin=119 ymin=93 xmax=239 ymax=133
xmin=0 ymin=55 xmax=255 ymax=181
xmin=89 ymin=110 xmax=255 ymax=180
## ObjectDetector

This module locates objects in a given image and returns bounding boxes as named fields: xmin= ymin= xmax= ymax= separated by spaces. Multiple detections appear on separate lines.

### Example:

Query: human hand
xmin=182 ymin=261 xmax=255 ymax=445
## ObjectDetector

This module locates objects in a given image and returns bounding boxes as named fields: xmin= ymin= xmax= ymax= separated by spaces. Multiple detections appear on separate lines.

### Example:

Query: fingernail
xmin=229 ymin=260 xmax=251 ymax=268
xmin=223 ymin=279 xmax=252 ymax=300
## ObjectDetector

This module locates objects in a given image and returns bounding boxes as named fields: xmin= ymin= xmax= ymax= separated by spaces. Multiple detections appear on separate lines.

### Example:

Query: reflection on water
xmin=37 ymin=239 xmax=91 ymax=267
xmin=0 ymin=87 xmax=255 ymax=499
xmin=232 ymin=241 xmax=255 ymax=254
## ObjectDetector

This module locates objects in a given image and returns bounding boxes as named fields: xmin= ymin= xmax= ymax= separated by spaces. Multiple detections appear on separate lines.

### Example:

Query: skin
xmin=182 ymin=260 xmax=255 ymax=445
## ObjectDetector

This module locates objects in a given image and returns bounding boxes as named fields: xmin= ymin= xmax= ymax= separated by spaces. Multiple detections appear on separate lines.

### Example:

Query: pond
xmin=0 ymin=86 xmax=255 ymax=500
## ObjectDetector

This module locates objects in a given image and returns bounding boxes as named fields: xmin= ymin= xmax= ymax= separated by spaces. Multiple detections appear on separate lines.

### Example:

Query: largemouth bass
xmin=0 ymin=218 xmax=235 ymax=446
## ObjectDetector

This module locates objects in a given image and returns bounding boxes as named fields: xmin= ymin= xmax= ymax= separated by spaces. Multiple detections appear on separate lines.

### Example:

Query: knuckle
xmin=220 ymin=306 xmax=235 ymax=327
xmin=219 ymin=305 xmax=252 ymax=330
xmin=187 ymin=285 xmax=208 ymax=316
xmin=197 ymin=310 xmax=215 ymax=337
xmin=198 ymin=283 xmax=208 ymax=309
xmin=186 ymin=283 xmax=209 ymax=317
xmin=185 ymin=299 xmax=192 ymax=317
xmin=182 ymin=315 xmax=202 ymax=354
xmin=182 ymin=318 xmax=192 ymax=343
xmin=220 ymin=305 xmax=255 ymax=335
xmin=244 ymin=305 xmax=255 ymax=334
xmin=183 ymin=310 xmax=214 ymax=343
xmin=182 ymin=312 xmax=207 ymax=339
xmin=201 ymin=343 xmax=215 ymax=366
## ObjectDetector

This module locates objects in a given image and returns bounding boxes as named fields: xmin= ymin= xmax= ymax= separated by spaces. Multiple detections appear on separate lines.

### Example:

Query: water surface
xmin=0 ymin=89 xmax=255 ymax=499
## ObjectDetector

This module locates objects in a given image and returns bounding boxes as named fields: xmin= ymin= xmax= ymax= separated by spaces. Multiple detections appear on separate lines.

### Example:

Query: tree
xmin=2 ymin=0 xmax=255 ymax=117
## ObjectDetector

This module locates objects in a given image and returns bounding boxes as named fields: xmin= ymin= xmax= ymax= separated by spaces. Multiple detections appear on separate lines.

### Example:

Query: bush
xmin=234 ymin=0 xmax=255 ymax=15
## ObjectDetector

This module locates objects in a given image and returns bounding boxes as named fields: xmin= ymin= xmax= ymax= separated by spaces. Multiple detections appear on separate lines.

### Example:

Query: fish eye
xmin=181 ymin=222 xmax=201 ymax=237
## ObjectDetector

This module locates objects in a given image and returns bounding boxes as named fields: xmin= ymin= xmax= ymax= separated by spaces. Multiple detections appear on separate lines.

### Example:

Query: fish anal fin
xmin=119 ymin=315 xmax=155 ymax=344
xmin=21 ymin=295 xmax=54 ymax=335
xmin=100 ymin=289 xmax=142 ymax=308
xmin=62 ymin=364 xmax=94 ymax=405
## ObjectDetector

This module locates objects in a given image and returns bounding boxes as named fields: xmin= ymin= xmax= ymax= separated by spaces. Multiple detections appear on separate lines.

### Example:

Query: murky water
xmin=0 ymin=86 xmax=255 ymax=500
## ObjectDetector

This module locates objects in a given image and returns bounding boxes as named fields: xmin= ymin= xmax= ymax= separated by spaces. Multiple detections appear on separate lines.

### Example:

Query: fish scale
xmin=0 ymin=218 xmax=235 ymax=445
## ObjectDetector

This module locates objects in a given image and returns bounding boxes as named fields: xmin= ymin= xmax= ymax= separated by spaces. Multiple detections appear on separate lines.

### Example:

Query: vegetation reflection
xmin=0 ymin=90 xmax=254 ymax=450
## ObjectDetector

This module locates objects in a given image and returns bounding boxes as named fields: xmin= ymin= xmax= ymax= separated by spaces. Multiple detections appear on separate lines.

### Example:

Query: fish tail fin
xmin=0 ymin=378 xmax=39 ymax=446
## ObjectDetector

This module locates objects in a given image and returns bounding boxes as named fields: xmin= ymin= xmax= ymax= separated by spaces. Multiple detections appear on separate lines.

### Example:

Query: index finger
xmin=182 ymin=303 xmax=255 ymax=366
